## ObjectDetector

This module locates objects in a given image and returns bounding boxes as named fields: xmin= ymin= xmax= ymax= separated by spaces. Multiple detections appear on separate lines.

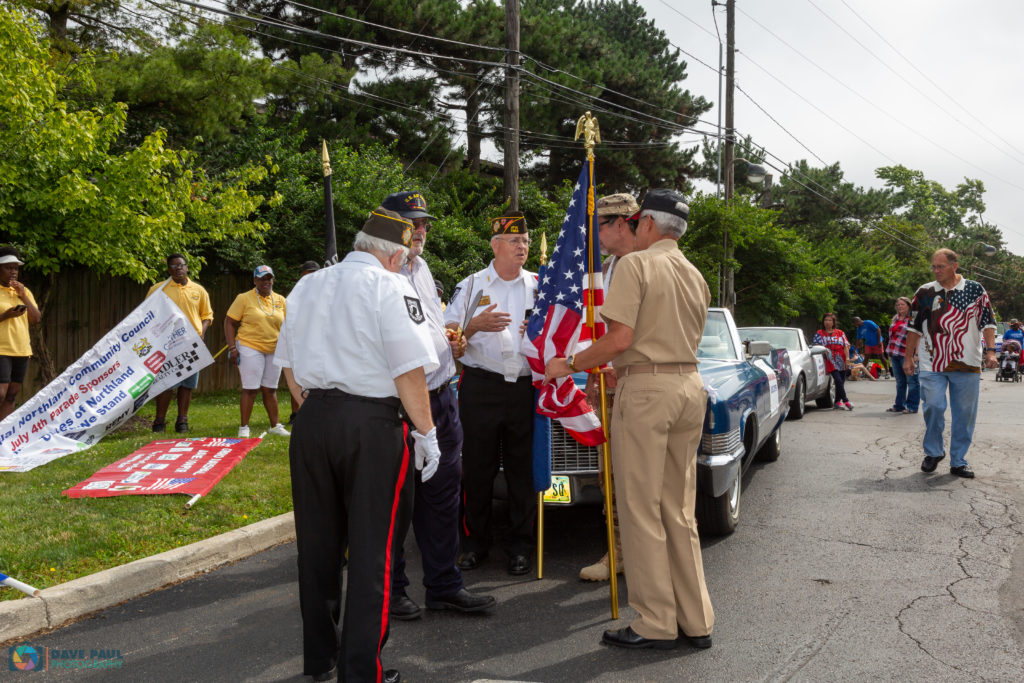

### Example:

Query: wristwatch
xmin=567 ymin=354 xmax=579 ymax=372
xmin=985 ymin=347 xmax=997 ymax=352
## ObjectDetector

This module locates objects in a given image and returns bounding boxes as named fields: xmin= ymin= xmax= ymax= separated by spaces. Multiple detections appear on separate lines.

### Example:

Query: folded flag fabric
xmin=524 ymin=164 xmax=606 ymax=448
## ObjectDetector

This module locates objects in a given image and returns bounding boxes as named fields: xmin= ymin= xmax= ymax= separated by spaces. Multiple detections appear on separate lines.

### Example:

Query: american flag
xmin=524 ymin=164 xmax=606 ymax=447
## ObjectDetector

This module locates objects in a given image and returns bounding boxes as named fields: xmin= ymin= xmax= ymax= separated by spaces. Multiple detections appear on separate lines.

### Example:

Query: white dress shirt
xmin=445 ymin=261 xmax=537 ymax=381
xmin=400 ymin=255 xmax=456 ymax=390
xmin=275 ymin=251 xmax=439 ymax=397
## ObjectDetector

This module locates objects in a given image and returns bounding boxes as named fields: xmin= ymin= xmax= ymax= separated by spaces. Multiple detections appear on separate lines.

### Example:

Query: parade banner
xmin=0 ymin=292 xmax=213 ymax=472
xmin=62 ymin=437 xmax=261 ymax=499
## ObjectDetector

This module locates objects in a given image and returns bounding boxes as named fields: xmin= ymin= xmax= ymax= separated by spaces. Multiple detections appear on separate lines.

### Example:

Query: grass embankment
xmin=0 ymin=390 xmax=294 ymax=601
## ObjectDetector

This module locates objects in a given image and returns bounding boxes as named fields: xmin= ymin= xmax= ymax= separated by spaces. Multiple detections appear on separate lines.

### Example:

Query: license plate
xmin=543 ymin=475 xmax=571 ymax=504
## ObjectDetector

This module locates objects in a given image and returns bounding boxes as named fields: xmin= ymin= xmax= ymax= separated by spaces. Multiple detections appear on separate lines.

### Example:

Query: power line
xmin=734 ymin=4 xmax=1024 ymax=194
xmin=805 ymin=0 xmax=1024 ymax=170
xmin=836 ymin=0 xmax=1024 ymax=160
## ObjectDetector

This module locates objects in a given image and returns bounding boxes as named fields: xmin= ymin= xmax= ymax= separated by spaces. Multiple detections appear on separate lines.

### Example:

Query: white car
xmin=738 ymin=327 xmax=834 ymax=419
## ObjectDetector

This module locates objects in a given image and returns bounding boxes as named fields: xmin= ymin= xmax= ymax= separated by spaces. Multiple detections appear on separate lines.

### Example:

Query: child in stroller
xmin=997 ymin=340 xmax=1021 ymax=382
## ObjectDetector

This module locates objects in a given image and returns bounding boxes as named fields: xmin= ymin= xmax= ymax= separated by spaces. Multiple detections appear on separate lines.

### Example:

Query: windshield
xmin=738 ymin=328 xmax=801 ymax=352
xmin=698 ymin=311 xmax=738 ymax=360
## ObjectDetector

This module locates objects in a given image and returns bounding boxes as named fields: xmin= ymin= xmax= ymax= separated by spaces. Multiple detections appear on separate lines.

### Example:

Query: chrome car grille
xmin=550 ymin=421 xmax=601 ymax=473
xmin=700 ymin=427 xmax=741 ymax=455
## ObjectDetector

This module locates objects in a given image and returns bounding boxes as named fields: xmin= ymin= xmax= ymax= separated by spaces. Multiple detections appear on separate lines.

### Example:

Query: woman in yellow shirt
xmin=0 ymin=247 xmax=41 ymax=420
xmin=224 ymin=265 xmax=289 ymax=437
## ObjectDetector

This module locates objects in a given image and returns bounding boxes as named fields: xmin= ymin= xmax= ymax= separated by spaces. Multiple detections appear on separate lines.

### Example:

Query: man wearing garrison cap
xmin=444 ymin=209 xmax=539 ymax=577
xmin=578 ymin=192 xmax=640 ymax=582
xmin=547 ymin=189 xmax=716 ymax=651
xmin=274 ymin=207 xmax=440 ymax=683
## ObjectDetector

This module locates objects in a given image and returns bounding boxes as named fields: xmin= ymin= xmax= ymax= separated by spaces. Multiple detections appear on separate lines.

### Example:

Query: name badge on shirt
xmin=478 ymin=295 xmax=491 ymax=307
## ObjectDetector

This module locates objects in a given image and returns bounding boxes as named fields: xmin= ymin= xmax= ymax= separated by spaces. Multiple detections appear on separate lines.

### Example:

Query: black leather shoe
xmin=601 ymin=626 xmax=676 ymax=650
xmin=389 ymin=593 xmax=421 ymax=620
xmin=426 ymin=588 xmax=496 ymax=612
xmin=457 ymin=551 xmax=487 ymax=570
xmin=950 ymin=465 xmax=975 ymax=479
xmin=152 ymin=420 xmax=165 ymax=433
xmin=680 ymin=632 xmax=713 ymax=649
xmin=508 ymin=554 xmax=530 ymax=576
xmin=921 ymin=455 xmax=943 ymax=473
xmin=174 ymin=418 xmax=189 ymax=433
xmin=310 ymin=665 xmax=337 ymax=681
xmin=383 ymin=670 xmax=400 ymax=683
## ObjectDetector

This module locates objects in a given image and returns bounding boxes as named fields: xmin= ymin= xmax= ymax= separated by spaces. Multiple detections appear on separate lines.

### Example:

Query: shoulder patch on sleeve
xmin=405 ymin=296 xmax=425 ymax=324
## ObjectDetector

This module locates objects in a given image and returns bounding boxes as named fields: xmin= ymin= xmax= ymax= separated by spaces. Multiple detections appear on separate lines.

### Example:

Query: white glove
xmin=411 ymin=427 xmax=441 ymax=483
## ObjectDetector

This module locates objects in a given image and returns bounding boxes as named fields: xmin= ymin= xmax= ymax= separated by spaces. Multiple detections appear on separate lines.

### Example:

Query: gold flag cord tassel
xmin=575 ymin=111 xmax=617 ymax=619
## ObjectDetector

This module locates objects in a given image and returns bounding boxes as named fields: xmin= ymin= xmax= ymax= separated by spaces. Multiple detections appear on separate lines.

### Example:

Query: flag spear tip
xmin=321 ymin=140 xmax=332 ymax=177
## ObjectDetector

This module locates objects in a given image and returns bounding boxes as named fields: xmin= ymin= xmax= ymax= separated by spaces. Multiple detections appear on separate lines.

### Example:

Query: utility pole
xmin=722 ymin=0 xmax=736 ymax=311
xmin=504 ymin=0 xmax=521 ymax=210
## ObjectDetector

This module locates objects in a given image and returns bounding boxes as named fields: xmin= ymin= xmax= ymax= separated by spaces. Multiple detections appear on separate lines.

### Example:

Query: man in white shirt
xmin=382 ymin=191 xmax=495 ymax=620
xmin=444 ymin=210 xmax=538 ymax=576
xmin=275 ymin=208 xmax=440 ymax=683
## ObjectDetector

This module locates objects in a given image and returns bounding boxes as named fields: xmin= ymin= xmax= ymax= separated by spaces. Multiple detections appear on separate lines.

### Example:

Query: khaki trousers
xmin=611 ymin=371 xmax=714 ymax=639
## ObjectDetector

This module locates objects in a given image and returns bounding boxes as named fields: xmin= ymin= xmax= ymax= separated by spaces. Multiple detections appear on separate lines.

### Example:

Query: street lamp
xmin=974 ymin=241 xmax=997 ymax=257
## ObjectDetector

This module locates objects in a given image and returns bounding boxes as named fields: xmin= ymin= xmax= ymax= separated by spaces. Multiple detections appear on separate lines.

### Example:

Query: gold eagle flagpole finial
xmin=574 ymin=111 xmax=601 ymax=161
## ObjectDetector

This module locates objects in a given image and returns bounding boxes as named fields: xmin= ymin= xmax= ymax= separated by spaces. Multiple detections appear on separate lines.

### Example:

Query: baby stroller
xmin=996 ymin=340 xmax=1021 ymax=382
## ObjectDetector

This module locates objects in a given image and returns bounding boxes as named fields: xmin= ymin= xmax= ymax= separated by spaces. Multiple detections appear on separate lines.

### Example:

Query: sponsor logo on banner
xmin=0 ymin=293 xmax=214 ymax=472
xmin=131 ymin=338 xmax=152 ymax=357
xmin=144 ymin=350 xmax=166 ymax=374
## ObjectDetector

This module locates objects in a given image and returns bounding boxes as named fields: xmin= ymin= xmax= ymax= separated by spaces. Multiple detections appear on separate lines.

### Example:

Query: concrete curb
xmin=0 ymin=511 xmax=295 ymax=645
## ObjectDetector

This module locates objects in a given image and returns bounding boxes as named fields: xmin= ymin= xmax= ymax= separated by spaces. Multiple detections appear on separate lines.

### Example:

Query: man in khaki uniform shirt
xmin=579 ymin=192 xmax=638 ymax=582
xmin=546 ymin=189 xmax=714 ymax=651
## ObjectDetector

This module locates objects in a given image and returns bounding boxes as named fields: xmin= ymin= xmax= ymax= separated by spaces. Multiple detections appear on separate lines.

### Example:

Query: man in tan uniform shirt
xmin=546 ymin=189 xmax=714 ymax=650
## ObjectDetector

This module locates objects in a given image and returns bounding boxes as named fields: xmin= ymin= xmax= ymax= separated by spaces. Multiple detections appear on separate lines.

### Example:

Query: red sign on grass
xmin=63 ymin=437 xmax=261 ymax=499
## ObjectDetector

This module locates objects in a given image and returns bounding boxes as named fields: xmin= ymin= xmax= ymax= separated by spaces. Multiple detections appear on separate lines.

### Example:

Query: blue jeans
xmin=890 ymin=355 xmax=920 ymax=411
xmin=918 ymin=370 xmax=981 ymax=468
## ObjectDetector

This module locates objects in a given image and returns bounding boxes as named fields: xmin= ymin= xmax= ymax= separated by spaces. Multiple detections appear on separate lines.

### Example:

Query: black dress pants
xmin=289 ymin=390 xmax=410 ymax=682
xmin=458 ymin=367 xmax=536 ymax=556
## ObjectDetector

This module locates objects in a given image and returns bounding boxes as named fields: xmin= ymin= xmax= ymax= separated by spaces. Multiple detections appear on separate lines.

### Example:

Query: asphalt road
xmin=19 ymin=373 xmax=1024 ymax=682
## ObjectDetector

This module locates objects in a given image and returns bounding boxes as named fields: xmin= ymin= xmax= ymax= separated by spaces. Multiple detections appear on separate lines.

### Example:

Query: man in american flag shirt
xmin=906 ymin=248 xmax=998 ymax=479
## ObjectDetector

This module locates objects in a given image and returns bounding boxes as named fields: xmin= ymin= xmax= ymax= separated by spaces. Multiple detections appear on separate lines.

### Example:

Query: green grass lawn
xmin=0 ymin=390 xmax=295 ymax=601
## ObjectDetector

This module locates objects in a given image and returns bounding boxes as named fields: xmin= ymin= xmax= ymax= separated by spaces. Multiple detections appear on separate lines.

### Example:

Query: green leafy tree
xmin=0 ymin=7 xmax=275 ymax=380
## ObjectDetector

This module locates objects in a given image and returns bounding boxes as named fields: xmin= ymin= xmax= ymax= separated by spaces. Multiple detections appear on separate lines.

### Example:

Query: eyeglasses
xmin=930 ymin=263 xmax=953 ymax=271
xmin=598 ymin=216 xmax=622 ymax=228
xmin=495 ymin=236 xmax=530 ymax=246
xmin=413 ymin=218 xmax=431 ymax=233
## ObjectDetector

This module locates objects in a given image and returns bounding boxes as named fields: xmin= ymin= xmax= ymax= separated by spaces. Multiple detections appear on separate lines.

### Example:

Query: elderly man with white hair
xmin=275 ymin=207 xmax=440 ymax=683
xmin=546 ymin=189 xmax=715 ymax=652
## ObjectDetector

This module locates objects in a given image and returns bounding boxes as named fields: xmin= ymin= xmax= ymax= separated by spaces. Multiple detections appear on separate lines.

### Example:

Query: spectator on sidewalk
xmin=853 ymin=316 xmax=889 ymax=377
xmin=146 ymin=254 xmax=212 ymax=433
xmin=813 ymin=313 xmax=853 ymax=410
xmin=0 ymin=246 xmax=41 ymax=420
xmin=886 ymin=296 xmax=920 ymax=414
xmin=224 ymin=265 xmax=290 ymax=438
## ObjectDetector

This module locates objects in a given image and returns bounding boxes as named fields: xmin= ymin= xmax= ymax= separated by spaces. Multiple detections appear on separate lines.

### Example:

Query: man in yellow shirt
xmin=146 ymin=254 xmax=213 ymax=433
xmin=0 ymin=246 xmax=42 ymax=420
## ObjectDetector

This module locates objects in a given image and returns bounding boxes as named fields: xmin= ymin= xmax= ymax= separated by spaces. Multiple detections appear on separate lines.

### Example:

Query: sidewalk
xmin=0 ymin=512 xmax=295 ymax=645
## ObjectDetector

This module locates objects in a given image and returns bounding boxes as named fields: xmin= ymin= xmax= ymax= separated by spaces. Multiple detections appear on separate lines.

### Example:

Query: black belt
xmin=462 ymin=366 xmax=533 ymax=383
xmin=428 ymin=383 xmax=452 ymax=398
xmin=305 ymin=388 xmax=401 ymax=409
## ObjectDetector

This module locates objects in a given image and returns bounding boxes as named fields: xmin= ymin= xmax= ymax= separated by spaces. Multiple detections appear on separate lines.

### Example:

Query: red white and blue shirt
xmin=812 ymin=329 xmax=849 ymax=373
xmin=908 ymin=276 xmax=995 ymax=372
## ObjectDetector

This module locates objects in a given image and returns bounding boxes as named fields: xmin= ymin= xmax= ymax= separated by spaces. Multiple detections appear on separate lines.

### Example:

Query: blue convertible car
xmin=543 ymin=308 xmax=792 ymax=536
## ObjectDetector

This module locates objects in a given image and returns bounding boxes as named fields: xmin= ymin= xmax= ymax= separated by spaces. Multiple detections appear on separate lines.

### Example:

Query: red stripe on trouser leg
xmin=376 ymin=422 xmax=410 ymax=683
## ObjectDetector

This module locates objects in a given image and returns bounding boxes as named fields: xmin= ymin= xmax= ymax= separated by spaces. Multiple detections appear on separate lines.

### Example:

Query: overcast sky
xmin=636 ymin=0 xmax=1024 ymax=257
